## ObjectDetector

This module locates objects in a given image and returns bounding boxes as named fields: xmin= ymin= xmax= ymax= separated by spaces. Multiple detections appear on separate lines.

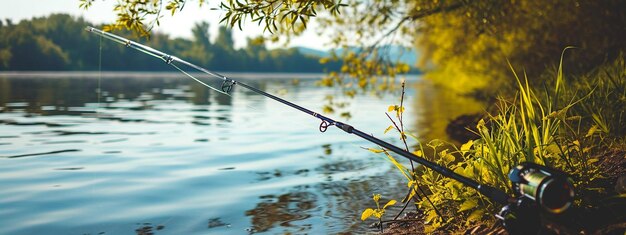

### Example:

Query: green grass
xmin=363 ymin=52 xmax=626 ymax=232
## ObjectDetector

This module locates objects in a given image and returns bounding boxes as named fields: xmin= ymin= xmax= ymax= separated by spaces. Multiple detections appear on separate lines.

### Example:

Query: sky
xmin=0 ymin=0 xmax=330 ymax=50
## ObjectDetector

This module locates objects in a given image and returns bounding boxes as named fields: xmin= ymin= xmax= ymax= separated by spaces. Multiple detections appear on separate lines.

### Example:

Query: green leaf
xmin=373 ymin=209 xmax=384 ymax=218
xmin=467 ymin=209 xmax=484 ymax=221
xmin=424 ymin=209 xmax=438 ymax=223
xmin=384 ymin=125 xmax=394 ymax=134
xmin=366 ymin=148 xmax=384 ymax=154
xmin=386 ymin=154 xmax=411 ymax=180
xmin=458 ymin=199 xmax=477 ymax=212
xmin=460 ymin=140 xmax=473 ymax=154
xmin=300 ymin=15 xmax=307 ymax=28
xmin=340 ymin=112 xmax=351 ymax=119
xmin=361 ymin=208 xmax=375 ymax=221
xmin=443 ymin=153 xmax=455 ymax=164
xmin=383 ymin=199 xmax=397 ymax=209
xmin=322 ymin=105 xmax=334 ymax=113
xmin=344 ymin=89 xmax=356 ymax=98
xmin=586 ymin=125 xmax=598 ymax=137
xmin=453 ymin=166 xmax=468 ymax=177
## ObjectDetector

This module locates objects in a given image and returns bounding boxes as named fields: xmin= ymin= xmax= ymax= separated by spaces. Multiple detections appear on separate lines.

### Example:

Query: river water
xmin=0 ymin=73 xmax=483 ymax=234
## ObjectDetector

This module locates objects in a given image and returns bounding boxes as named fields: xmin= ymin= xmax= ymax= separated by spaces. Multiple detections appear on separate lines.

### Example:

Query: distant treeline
xmin=0 ymin=14 xmax=341 ymax=72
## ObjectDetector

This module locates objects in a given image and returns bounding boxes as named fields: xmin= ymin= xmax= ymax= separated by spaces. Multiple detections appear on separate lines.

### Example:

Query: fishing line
xmin=169 ymin=63 xmax=230 ymax=96
xmin=97 ymin=33 xmax=103 ymax=117
xmin=88 ymin=27 xmax=232 ymax=96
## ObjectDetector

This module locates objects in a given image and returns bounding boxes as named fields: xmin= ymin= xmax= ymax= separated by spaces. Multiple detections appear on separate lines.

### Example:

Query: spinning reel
xmin=498 ymin=162 xmax=575 ymax=234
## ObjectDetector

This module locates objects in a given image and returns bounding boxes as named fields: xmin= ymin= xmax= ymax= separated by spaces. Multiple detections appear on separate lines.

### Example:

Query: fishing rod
xmin=86 ymin=26 xmax=574 ymax=234
xmin=85 ymin=25 xmax=510 ymax=204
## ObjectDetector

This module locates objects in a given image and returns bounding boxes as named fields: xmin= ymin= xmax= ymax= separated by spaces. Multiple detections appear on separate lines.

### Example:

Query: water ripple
xmin=0 ymin=75 xmax=423 ymax=235
xmin=3 ymin=149 xmax=81 ymax=159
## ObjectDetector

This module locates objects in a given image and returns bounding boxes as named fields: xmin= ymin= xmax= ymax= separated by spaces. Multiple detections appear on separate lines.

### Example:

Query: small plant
xmin=360 ymin=193 xmax=397 ymax=232
xmin=366 ymin=80 xmax=450 ymax=231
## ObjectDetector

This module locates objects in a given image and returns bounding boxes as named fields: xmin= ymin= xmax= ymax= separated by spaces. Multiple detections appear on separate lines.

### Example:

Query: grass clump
xmin=363 ymin=52 xmax=626 ymax=233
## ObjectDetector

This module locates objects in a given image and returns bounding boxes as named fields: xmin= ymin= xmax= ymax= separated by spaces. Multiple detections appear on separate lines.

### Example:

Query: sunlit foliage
xmin=366 ymin=53 xmax=625 ymax=232
xmin=416 ymin=1 xmax=626 ymax=93
xmin=79 ymin=0 xmax=201 ymax=37
xmin=360 ymin=194 xmax=396 ymax=232
xmin=83 ymin=0 xmax=626 ymax=93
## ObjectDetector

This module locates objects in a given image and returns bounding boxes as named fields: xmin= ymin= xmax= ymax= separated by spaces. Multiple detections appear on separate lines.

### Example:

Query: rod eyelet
xmin=319 ymin=120 xmax=332 ymax=132
xmin=164 ymin=55 xmax=174 ymax=65
xmin=221 ymin=79 xmax=235 ymax=93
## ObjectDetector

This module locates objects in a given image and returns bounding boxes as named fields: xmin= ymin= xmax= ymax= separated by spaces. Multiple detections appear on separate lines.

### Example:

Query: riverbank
xmin=363 ymin=55 xmax=626 ymax=234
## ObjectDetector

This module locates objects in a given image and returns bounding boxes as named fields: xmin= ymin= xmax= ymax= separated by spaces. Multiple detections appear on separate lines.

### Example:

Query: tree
xmin=0 ymin=20 xmax=11 ymax=69
xmin=414 ymin=1 xmax=626 ymax=92
xmin=214 ymin=26 xmax=235 ymax=51
xmin=191 ymin=22 xmax=212 ymax=50
xmin=0 ymin=14 xmax=337 ymax=72
xmin=80 ymin=0 xmax=626 ymax=93
xmin=211 ymin=26 xmax=239 ymax=70
xmin=187 ymin=22 xmax=214 ymax=66
xmin=3 ymin=23 xmax=70 ymax=70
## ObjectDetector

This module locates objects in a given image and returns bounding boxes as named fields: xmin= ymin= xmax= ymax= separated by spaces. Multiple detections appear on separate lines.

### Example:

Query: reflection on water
xmin=412 ymin=79 xmax=486 ymax=143
xmin=245 ymin=191 xmax=317 ymax=233
xmin=0 ymin=73 xmax=482 ymax=234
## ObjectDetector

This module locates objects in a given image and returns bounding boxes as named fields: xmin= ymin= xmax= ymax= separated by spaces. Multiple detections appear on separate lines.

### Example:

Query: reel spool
xmin=509 ymin=162 xmax=575 ymax=213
